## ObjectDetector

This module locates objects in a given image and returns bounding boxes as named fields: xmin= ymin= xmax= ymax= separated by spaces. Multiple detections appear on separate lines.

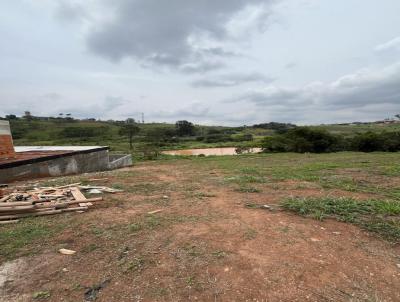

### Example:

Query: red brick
xmin=0 ymin=135 xmax=15 ymax=159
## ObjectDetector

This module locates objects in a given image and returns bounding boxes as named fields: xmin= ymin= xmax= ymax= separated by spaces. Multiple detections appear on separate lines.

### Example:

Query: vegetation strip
xmin=282 ymin=197 xmax=400 ymax=242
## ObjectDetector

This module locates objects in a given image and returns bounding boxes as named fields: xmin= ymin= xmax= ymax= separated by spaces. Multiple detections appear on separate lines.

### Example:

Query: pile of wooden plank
xmin=0 ymin=183 xmax=120 ymax=224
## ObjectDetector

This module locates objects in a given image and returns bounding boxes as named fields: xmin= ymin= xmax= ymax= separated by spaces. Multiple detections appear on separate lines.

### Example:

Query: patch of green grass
xmin=282 ymin=197 xmax=400 ymax=242
xmin=211 ymin=250 xmax=227 ymax=259
xmin=0 ymin=218 xmax=66 ymax=260
xmin=123 ymin=256 xmax=146 ymax=273
xmin=225 ymin=175 xmax=266 ymax=184
xmin=128 ymin=223 xmax=143 ymax=233
xmin=81 ymin=243 xmax=99 ymax=253
xmin=235 ymin=186 xmax=261 ymax=193
xmin=144 ymin=214 xmax=164 ymax=229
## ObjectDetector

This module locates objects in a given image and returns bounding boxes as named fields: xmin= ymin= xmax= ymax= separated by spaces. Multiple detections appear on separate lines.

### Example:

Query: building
xmin=0 ymin=120 xmax=132 ymax=183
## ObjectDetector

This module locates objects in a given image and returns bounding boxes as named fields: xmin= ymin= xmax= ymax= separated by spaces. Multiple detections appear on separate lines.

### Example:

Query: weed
xmin=128 ymin=223 xmax=143 ymax=233
xmin=186 ymin=276 xmax=196 ymax=287
xmin=32 ymin=291 xmax=50 ymax=299
xmin=82 ymin=243 xmax=99 ymax=253
xmin=124 ymin=256 xmax=145 ymax=273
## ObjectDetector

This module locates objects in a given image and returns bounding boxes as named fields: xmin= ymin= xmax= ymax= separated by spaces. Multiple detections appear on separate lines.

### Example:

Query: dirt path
xmin=1 ymin=160 xmax=400 ymax=301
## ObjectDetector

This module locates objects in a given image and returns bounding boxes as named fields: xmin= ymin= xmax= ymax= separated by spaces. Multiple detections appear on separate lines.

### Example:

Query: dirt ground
xmin=1 ymin=155 xmax=400 ymax=302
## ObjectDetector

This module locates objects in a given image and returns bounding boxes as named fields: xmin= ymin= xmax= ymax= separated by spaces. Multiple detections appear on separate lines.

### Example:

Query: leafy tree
xmin=5 ymin=114 xmax=17 ymax=120
xmin=175 ymin=120 xmax=195 ymax=136
xmin=119 ymin=118 xmax=140 ymax=150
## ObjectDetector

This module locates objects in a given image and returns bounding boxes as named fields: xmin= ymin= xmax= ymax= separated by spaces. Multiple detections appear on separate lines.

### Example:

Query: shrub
xmin=262 ymin=127 xmax=339 ymax=153
xmin=261 ymin=136 xmax=292 ymax=152
xmin=350 ymin=132 xmax=382 ymax=152
xmin=350 ymin=131 xmax=400 ymax=152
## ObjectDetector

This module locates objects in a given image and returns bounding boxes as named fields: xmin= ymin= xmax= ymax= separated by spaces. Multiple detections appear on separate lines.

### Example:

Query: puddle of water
xmin=162 ymin=147 xmax=262 ymax=156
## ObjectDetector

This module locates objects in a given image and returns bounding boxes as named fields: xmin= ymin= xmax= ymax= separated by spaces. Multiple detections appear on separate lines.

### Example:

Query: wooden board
xmin=71 ymin=187 xmax=87 ymax=201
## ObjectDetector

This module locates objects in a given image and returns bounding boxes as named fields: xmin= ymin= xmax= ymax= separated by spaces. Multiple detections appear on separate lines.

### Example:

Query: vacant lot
xmin=1 ymin=152 xmax=400 ymax=301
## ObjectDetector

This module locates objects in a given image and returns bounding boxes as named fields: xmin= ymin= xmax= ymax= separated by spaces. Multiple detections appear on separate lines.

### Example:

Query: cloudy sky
xmin=1 ymin=0 xmax=400 ymax=125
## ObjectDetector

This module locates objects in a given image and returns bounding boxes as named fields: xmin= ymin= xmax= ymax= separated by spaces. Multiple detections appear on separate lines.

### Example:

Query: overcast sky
xmin=1 ymin=0 xmax=400 ymax=125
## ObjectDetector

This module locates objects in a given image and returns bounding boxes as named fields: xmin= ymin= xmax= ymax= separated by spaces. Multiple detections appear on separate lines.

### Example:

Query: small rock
xmin=162 ymin=195 xmax=169 ymax=199
xmin=310 ymin=238 xmax=321 ymax=242
xmin=396 ymin=264 xmax=400 ymax=269
xmin=62 ymin=268 xmax=69 ymax=272
xmin=332 ymin=232 xmax=341 ymax=235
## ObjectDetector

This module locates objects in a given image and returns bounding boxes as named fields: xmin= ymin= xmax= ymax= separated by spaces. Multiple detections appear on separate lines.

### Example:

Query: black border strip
xmin=0 ymin=147 xmax=109 ymax=169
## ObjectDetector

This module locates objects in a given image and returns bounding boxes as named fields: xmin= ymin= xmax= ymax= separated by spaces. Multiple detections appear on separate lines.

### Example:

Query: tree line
xmin=262 ymin=127 xmax=400 ymax=153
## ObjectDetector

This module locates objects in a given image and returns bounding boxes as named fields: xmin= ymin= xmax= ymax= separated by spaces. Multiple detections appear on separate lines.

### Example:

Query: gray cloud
xmin=70 ymin=0 xmax=275 ymax=70
xmin=234 ymin=62 xmax=400 ymax=110
xmin=55 ymin=1 xmax=87 ymax=22
xmin=192 ymin=72 xmax=274 ymax=87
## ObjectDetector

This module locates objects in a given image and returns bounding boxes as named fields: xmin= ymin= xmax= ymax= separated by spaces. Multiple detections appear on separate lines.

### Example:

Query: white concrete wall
xmin=0 ymin=121 xmax=11 ymax=135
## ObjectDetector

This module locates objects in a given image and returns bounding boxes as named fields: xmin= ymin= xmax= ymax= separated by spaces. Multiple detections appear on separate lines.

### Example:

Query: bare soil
xmin=1 ymin=160 xmax=400 ymax=302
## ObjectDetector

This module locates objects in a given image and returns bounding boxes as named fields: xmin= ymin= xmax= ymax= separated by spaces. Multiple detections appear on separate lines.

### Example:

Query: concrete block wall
xmin=0 ymin=121 xmax=15 ymax=159
xmin=0 ymin=149 xmax=110 ymax=183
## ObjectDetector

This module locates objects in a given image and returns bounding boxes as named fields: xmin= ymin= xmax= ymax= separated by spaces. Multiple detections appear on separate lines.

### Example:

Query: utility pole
xmin=141 ymin=113 xmax=145 ymax=124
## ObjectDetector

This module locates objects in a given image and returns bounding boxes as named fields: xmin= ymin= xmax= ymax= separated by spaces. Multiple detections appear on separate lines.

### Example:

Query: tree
xmin=119 ymin=118 xmax=140 ymax=150
xmin=5 ymin=114 xmax=17 ymax=120
xmin=175 ymin=120 xmax=195 ymax=136
xmin=395 ymin=114 xmax=400 ymax=120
